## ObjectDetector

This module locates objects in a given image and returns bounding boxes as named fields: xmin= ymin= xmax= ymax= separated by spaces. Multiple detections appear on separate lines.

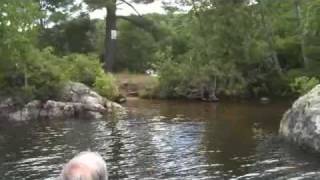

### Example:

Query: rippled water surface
xmin=1 ymin=99 xmax=320 ymax=180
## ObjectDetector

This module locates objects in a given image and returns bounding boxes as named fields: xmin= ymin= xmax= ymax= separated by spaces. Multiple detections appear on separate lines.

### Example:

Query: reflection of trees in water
xmin=202 ymin=108 xmax=256 ymax=178
xmin=125 ymin=99 xmax=289 ymax=178
xmin=0 ymin=120 xmax=82 ymax=178
xmin=249 ymin=135 xmax=320 ymax=179
xmin=106 ymin=120 xmax=125 ymax=179
xmin=158 ymin=101 xmax=219 ymax=121
xmin=0 ymin=99 xmax=292 ymax=179
xmin=126 ymin=98 xmax=220 ymax=120
xmin=105 ymin=116 xmax=159 ymax=179
xmin=125 ymin=99 xmax=217 ymax=178
xmin=111 ymin=100 xmax=210 ymax=178
xmin=148 ymin=122 xmax=205 ymax=178
xmin=200 ymin=102 xmax=291 ymax=178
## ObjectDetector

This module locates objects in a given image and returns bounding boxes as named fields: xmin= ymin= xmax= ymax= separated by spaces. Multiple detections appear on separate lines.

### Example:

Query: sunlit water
xmin=1 ymin=99 xmax=320 ymax=180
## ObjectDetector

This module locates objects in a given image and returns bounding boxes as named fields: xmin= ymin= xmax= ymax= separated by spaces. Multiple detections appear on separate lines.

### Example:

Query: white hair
xmin=59 ymin=152 xmax=108 ymax=180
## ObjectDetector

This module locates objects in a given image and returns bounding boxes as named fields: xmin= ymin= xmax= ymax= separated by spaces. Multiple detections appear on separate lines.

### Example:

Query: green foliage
xmin=4 ymin=0 xmax=320 ymax=103
xmin=25 ymin=48 xmax=67 ymax=101
xmin=0 ymin=1 xmax=65 ymax=103
xmin=1 ymin=49 xmax=120 ymax=102
xmin=38 ymin=14 xmax=97 ymax=55
xmin=37 ymin=0 xmax=78 ymax=26
xmin=94 ymin=73 xmax=119 ymax=100
xmin=303 ymin=0 xmax=320 ymax=63
xmin=0 ymin=47 xmax=66 ymax=103
xmin=0 ymin=0 xmax=119 ymax=104
xmin=290 ymin=76 xmax=319 ymax=95
xmin=62 ymin=53 xmax=119 ymax=99
xmin=63 ymin=53 xmax=103 ymax=86
xmin=0 ymin=0 xmax=40 ymax=58
xmin=115 ymin=19 xmax=157 ymax=72
xmin=154 ymin=4 xmax=262 ymax=98
xmin=84 ymin=0 xmax=154 ymax=10
xmin=149 ymin=0 xmax=320 ymax=98
xmin=139 ymin=77 xmax=160 ymax=99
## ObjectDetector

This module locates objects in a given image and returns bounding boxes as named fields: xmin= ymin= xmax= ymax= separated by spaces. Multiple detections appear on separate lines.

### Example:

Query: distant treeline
xmin=1 ymin=0 xmax=320 ymax=103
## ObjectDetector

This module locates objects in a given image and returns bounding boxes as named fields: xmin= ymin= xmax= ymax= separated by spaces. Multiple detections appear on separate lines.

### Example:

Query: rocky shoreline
xmin=0 ymin=82 xmax=125 ymax=121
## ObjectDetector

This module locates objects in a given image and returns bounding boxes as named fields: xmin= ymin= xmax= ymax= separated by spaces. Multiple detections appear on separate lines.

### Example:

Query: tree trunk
xmin=39 ymin=0 xmax=46 ymax=29
xmin=294 ymin=0 xmax=310 ymax=69
xmin=259 ymin=1 xmax=283 ymax=76
xmin=104 ymin=1 xmax=117 ymax=72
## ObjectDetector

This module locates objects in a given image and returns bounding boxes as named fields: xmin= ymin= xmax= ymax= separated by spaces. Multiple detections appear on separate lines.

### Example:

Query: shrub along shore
xmin=2 ymin=0 xmax=320 ymax=109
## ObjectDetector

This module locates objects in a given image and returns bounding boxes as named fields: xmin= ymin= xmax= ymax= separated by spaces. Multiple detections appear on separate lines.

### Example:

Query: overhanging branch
xmin=117 ymin=15 xmax=160 ymax=41
xmin=118 ymin=0 xmax=142 ymax=16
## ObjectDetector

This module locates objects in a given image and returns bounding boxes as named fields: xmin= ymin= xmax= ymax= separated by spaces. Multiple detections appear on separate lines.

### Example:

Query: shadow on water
xmin=1 ymin=98 xmax=320 ymax=179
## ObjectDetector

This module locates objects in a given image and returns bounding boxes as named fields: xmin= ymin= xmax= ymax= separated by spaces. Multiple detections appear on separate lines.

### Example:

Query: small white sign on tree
xmin=111 ymin=30 xmax=117 ymax=40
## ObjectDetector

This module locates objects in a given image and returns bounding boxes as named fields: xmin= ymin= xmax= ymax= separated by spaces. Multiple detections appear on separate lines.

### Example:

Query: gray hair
xmin=59 ymin=152 xmax=107 ymax=180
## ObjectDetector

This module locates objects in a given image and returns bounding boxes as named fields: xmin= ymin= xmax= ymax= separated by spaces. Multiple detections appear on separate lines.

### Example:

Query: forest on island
xmin=1 ymin=0 xmax=320 ymax=104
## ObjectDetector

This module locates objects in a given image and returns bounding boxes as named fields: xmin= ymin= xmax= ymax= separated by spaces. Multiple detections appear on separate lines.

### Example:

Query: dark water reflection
xmin=1 ymin=99 xmax=320 ymax=179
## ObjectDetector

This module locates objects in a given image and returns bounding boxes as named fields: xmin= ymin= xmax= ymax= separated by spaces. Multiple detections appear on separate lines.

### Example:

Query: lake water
xmin=1 ymin=98 xmax=320 ymax=180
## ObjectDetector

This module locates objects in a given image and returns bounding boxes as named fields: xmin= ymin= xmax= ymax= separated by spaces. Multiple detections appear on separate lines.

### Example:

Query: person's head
xmin=60 ymin=152 xmax=107 ymax=180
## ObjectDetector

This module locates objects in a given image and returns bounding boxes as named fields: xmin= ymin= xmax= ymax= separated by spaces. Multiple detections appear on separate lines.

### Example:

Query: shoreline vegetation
xmin=2 ymin=0 xmax=320 ymax=120
xmin=115 ymin=73 xmax=297 ymax=102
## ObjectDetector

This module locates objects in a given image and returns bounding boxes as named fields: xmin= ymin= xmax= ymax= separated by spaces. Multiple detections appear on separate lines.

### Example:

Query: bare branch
xmin=118 ymin=0 xmax=142 ymax=16
xmin=116 ymin=2 xmax=124 ymax=6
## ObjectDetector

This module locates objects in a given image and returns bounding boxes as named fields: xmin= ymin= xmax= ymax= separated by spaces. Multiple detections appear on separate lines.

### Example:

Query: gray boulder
xmin=279 ymin=85 xmax=320 ymax=152
xmin=0 ymin=98 xmax=13 ymax=109
xmin=2 ymin=82 xmax=125 ymax=121
xmin=8 ymin=100 xmax=42 ymax=121
xmin=61 ymin=82 xmax=124 ymax=112
xmin=61 ymin=82 xmax=105 ymax=105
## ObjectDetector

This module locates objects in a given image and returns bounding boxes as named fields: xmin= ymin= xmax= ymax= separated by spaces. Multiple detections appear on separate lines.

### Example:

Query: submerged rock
xmin=279 ymin=85 xmax=320 ymax=152
xmin=0 ymin=98 xmax=14 ymax=109
xmin=1 ymin=82 xmax=125 ymax=121
xmin=260 ymin=97 xmax=270 ymax=104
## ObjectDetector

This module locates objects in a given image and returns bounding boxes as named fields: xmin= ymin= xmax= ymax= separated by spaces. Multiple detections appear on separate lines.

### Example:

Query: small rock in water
xmin=260 ymin=97 xmax=270 ymax=104
xmin=150 ymin=116 xmax=167 ymax=122
xmin=116 ymin=95 xmax=127 ymax=104
xmin=172 ymin=114 xmax=186 ymax=122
